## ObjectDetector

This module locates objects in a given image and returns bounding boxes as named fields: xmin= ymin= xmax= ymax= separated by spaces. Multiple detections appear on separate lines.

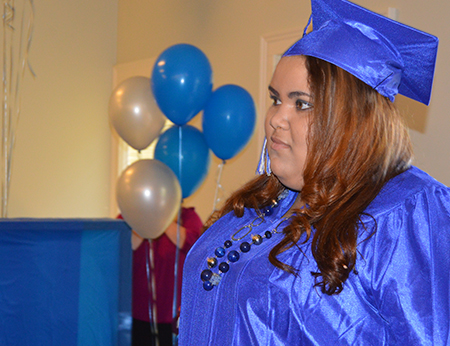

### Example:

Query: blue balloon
xmin=154 ymin=125 xmax=211 ymax=198
xmin=202 ymin=84 xmax=256 ymax=160
xmin=151 ymin=44 xmax=213 ymax=126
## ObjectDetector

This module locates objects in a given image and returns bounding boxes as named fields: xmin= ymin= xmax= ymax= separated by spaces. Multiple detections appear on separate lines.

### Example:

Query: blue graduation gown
xmin=179 ymin=166 xmax=450 ymax=345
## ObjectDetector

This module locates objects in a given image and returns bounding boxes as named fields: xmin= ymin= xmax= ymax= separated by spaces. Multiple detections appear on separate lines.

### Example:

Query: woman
xmin=179 ymin=0 xmax=449 ymax=344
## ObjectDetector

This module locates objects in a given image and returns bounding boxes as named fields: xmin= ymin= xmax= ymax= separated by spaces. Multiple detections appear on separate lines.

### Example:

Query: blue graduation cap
xmin=283 ymin=0 xmax=438 ymax=105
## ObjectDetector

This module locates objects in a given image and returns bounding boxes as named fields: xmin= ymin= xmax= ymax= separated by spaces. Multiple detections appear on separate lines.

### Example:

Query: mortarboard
xmin=283 ymin=0 xmax=439 ymax=105
xmin=257 ymin=0 xmax=439 ymax=175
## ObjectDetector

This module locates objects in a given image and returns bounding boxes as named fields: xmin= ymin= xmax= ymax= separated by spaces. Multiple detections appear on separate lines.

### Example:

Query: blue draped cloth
xmin=179 ymin=166 xmax=450 ymax=345
xmin=0 ymin=218 xmax=132 ymax=346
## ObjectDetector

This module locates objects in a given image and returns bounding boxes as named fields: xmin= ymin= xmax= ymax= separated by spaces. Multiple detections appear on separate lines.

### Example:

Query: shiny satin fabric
xmin=283 ymin=0 xmax=438 ymax=105
xmin=179 ymin=167 xmax=450 ymax=345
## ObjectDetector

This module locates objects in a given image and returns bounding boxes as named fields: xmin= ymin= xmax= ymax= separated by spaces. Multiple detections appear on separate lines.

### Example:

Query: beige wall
xmin=115 ymin=1 xmax=313 ymax=222
xmin=3 ymin=0 xmax=449 ymax=220
xmin=395 ymin=0 xmax=450 ymax=184
xmin=116 ymin=0 xmax=450 ymax=223
xmin=5 ymin=0 xmax=118 ymax=217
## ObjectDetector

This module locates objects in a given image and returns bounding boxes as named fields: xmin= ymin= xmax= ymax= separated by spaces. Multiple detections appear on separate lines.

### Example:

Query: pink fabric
xmin=132 ymin=207 xmax=202 ymax=323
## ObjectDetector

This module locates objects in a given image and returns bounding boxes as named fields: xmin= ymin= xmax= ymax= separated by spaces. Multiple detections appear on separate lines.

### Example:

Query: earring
xmin=256 ymin=138 xmax=271 ymax=176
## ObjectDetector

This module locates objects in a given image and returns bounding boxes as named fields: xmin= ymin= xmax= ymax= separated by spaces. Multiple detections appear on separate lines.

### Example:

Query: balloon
xmin=154 ymin=125 xmax=210 ymax=198
xmin=109 ymin=76 xmax=166 ymax=151
xmin=202 ymin=84 xmax=256 ymax=160
xmin=116 ymin=159 xmax=181 ymax=239
xmin=151 ymin=44 xmax=213 ymax=126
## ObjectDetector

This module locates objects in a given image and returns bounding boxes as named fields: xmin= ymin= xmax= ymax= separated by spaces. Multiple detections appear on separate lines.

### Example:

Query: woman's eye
xmin=296 ymin=99 xmax=313 ymax=111
xmin=270 ymin=95 xmax=281 ymax=106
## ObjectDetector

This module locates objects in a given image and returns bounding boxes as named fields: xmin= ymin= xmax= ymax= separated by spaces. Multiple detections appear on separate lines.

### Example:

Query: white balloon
xmin=116 ymin=159 xmax=181 ymax=239
xmin=109 ymin=76 xmax=166 ymax=150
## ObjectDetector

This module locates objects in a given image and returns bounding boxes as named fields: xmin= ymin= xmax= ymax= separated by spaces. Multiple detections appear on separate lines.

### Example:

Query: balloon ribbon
xmin=145 ymin=240 xmax=159 ymax=346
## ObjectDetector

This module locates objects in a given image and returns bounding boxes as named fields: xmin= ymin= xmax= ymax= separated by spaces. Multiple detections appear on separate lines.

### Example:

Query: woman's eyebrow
xmin=268 ymin=85 xmax=279 ymax=96
xmin=288 ymin=91 xmax=312 ymax=99
xmin=269 ymin=85 xmax=312 ymax=99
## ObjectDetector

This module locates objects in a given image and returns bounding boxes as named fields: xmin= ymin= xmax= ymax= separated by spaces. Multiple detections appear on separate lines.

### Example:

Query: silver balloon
xmin=116 ymin=159 xmax=181 ymax=239
xmin=109 ymin=76 xmax=166 ymax=150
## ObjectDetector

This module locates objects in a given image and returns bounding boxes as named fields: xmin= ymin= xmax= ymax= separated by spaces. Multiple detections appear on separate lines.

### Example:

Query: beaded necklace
xmin=200 ymin=190 xmax=290 ymax=291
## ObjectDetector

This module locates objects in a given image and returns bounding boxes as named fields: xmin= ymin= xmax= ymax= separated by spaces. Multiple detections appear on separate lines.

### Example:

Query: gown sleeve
xmin=359 ymin=183 xmax=450 ymax=345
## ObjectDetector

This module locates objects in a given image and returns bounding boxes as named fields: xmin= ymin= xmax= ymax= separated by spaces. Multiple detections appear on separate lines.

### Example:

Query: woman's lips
xmin=270 ymin=136 xmax=290 ymax=150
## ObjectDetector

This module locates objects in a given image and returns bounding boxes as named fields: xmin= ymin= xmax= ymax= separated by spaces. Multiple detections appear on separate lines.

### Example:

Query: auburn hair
xmin=204 ymin=56 xmax=412 ymax=295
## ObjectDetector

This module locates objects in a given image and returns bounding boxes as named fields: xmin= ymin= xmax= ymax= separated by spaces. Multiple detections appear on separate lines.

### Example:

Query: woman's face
xmin=265 ymin=56 xmax=312 ymax=191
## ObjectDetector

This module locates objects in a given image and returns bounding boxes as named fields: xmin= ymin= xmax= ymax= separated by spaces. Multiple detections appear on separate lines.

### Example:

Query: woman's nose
xmin=269 ymin=106 xmax=289 ymax=130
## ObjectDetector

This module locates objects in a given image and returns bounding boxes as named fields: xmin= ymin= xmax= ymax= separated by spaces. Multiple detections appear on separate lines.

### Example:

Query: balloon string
xmin=2 ymin=1 xmax=13 ymax=217
xmin=178 ymin=126 xmax=182 ymax=180
xmin=1 ymin=0 xmax=35 ymax=217
xmin=9 ymin=0 xmax=35 ymax=193
xmin=212 ymin=160 xmax=226 ymax=212
xmin=145 ymin=240 xmax=159 ymax=346
xmin=3 ymin=2 xmax=14 ymax=30
xmin=24 ymin=0 xmax=36 ymax=77
xmin=172 ymin=202 xmax=182 ymax=345
xmin=172 ymin=126 xmax=182 ymax=345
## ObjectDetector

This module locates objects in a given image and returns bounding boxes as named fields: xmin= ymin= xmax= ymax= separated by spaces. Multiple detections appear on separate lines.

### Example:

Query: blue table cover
xmin=0 ymin=218 xmax=132 ymax=346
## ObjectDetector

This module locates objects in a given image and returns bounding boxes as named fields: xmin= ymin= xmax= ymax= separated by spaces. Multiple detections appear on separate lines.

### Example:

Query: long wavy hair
xmin=204 ymin=56 xmax=412 ymax=295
